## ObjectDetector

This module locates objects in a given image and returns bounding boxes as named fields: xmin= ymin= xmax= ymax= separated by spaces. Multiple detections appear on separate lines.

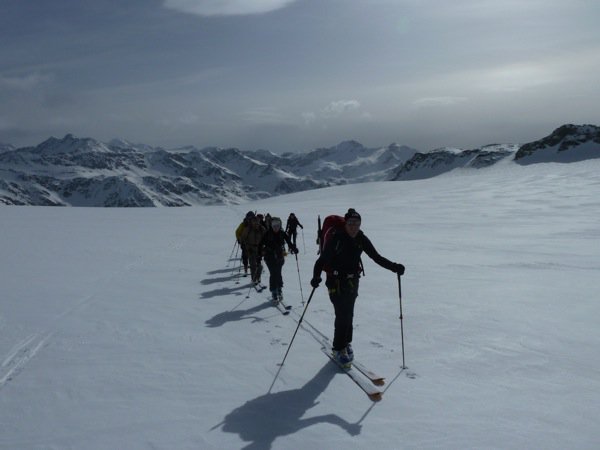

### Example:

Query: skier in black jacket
xmin=285 ymin=213 xmax=303 ymax=250
xmin=260 ymin=217 xmax=298 ymax=302
xmin=310 ymin=208 xmax=405 ymax=366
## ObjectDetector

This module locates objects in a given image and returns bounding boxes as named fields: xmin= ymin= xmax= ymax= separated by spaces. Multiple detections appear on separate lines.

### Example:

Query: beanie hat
xmin=344 ymin=208 xmax=361 ymax=221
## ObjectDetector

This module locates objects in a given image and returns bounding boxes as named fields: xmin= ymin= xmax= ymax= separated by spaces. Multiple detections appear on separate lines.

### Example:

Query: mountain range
xmin=1 ymin=124 xmax=598 ymax=206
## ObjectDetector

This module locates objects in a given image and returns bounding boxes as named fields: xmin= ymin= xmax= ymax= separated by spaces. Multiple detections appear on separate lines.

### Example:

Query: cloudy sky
xmin=1 ymin=0 xmax=599 ymax=152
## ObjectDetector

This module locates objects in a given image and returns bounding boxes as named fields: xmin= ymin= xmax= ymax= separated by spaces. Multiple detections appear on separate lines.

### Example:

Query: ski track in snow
xmin=0 ymin=292 xmax=99 ymax=390
xmin=0 ymin=333 xmax=53 ymax=389
xmin=0 ymin=234 xmax=192 ymax=390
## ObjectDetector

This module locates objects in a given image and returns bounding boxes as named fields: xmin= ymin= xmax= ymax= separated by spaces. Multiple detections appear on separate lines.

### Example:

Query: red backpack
xmin=318 ymin=215 xmax=353 ymax=275
xmin=317 ymin=215 xmax=344 ymax=254
xmin=317 ymin=214 xmax=365 ymax=276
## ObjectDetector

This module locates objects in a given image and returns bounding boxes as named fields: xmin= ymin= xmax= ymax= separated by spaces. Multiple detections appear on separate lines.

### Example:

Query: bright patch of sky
xmin=0 ymin=0 xmax=599 ymax=152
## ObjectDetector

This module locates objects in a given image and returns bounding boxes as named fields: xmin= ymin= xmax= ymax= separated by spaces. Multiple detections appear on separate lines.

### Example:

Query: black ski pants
xmin=288 ymin=230 xmax=298 ymax=247
xmin=264 ymin=255 xmax=285 ymax=291
xmin=240 ymin=243 xmax=248 ymax=270
xmin=247 ymin=247 xmax=262 ymax=282
xmin=326 ymin=276 xmax=359 ymax=351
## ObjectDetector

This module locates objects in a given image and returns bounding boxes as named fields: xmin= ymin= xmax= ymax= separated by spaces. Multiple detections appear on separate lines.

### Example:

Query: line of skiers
xmin=234 ymin=208 xmax=405 ymax=368
xmin=235 ymin=212 xmax=299 ymax=301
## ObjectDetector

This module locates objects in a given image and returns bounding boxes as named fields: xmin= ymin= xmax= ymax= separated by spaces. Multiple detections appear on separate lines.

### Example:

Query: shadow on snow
xmin=212 ymin=363 xmax=361 ymax=449
xmin=205 ymin=301 xmax=274 ymax=328
xmin=199 ymin=282 xmax=253 ymax=299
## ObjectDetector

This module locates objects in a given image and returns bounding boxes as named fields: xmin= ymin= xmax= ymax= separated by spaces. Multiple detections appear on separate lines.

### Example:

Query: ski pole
xmin=226 ymin=240 xmax=237 ymax=267
xmin=279 ymin=286 xmax=317 ymax=367
xmin=233 ymin=244 xmax=243 ymax=283
xmin=245 ymin=281 xmax=254 ymax=298
xmin=294 ymin=254 xmax=305 ymax=305
xmin=397 ymin=273 xmax=406 ymax=369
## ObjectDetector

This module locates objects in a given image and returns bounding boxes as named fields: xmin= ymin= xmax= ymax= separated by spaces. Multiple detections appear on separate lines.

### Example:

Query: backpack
xmin=317 ymin=215 xmax=345 ymax=275
xmin=317 ymin=215 xmax=345 ymax=255
xmin=317 ymin=214 xmax=365 ymax=276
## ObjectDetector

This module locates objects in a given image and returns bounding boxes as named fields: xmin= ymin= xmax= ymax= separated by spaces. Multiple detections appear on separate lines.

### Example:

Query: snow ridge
xmin=1 ymin=124 xmax=598 ymax=206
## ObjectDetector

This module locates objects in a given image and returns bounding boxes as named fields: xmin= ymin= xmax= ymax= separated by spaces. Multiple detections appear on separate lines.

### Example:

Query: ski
xmin=278 ymin=299 xmax=292 ymax=311
xmin=320 ymin=345 xmax=382 ymax=402
xmin=269 ymin=293 xmax=291 ymax=315
xmin=273 ymin=300 xmax=290 ymax=316
xmin=351 ymin=360 xmax=385 ymax=386
xmin=313 ymin=335 xmax=385 ymax=386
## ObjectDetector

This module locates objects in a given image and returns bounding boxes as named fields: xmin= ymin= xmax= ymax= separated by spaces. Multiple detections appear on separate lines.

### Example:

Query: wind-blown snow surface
xmin=1 ymin=159 xmax=599 ymax=449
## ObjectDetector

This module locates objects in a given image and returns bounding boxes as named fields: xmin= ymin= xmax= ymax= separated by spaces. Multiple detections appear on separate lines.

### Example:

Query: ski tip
xmin=368 ymin=392 xmax=383 ymax=402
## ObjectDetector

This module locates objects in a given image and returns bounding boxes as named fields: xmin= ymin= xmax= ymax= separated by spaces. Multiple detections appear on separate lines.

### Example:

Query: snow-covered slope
xmin=515 ymin=124 xmax=600 ymax=164
xmin=390 ymin=144 xmax=518 ymax=180
xmin=274 ymin=141 xmax=416 ymax=183
xmin=1 ymin=159 xmax=599 ymax=449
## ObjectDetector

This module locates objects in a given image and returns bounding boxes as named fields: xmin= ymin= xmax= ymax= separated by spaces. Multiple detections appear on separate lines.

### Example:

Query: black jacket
xmin=313 ymin=229 xmax=395 ymax=279
xmin=285 ymin=216 xmax=303 ymax=233
xmin=260 ymin=229 xmax=294 ymax=261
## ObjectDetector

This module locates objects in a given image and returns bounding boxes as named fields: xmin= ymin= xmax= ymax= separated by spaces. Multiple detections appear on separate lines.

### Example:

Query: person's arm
xmin=361 ymin=233 xmax=397 ymax=271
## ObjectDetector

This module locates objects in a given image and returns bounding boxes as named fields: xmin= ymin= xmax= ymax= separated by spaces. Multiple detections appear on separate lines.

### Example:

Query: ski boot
xmin=332 ymin=348 xmax=352 ymax=368
xmin=345 ymin=343 xmax=354 ymax=362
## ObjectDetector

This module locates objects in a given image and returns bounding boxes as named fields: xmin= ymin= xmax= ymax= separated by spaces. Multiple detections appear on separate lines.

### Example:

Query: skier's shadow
xmin=213 ymin=363 xmax=361 ymax=449
xmin=207 ymin=268 xmax=237 ymax=275
xmin=201 ymin=274 xmax=239 ymax=285
xmin=205 ymin=301 xmax=273 ymax=328
xmin=199 ymin=281 xmax=251 ymax=299
xmin=201 ymin=267 xmax=245 ymax=286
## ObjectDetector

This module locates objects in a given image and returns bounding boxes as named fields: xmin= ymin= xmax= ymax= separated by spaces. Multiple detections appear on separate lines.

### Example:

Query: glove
xmin=290 ymin=246 xmax=299 ymax=255
xmin=392 ymin=263 xmax=405 ymax=275
xmin=310 ymin=277 xmax=322 ymax=288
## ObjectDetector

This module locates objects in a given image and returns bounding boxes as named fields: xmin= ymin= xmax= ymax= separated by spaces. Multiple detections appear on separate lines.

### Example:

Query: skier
xmin=235 ymin=211 xmax=254 ymax=275
xmin=285 ymin=213 xmax=304 ymax=250
xmin=310 ymin=208 xmax=405 ymax=366
xmin=257 ymin=213 xmax=266 ymax=229
xmin=260 ymin=217 xmax=298 ymax=302
xmin=241 ymin=214 xmax=267 ymax=284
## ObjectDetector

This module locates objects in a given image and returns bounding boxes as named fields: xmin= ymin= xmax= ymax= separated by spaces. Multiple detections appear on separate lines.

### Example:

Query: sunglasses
xmin=346 ymin=218 xmax=361 ymax=226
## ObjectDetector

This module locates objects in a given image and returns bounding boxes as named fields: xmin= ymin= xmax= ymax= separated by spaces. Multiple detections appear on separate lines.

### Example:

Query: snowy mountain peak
xmin=33 ymin=134 xmax=112 ymax=154
xmin=332 ymin=140 xmax=365 ymax=151
xmin=515 ymin=124 xmax=600 ymax=164
xmin=0 ymin=142 xmax=15 ymax=153
xmin=390 ymin=144 xmax=518 ymax=181
xmin=1 ymin=124 xmax=599 ymax=206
